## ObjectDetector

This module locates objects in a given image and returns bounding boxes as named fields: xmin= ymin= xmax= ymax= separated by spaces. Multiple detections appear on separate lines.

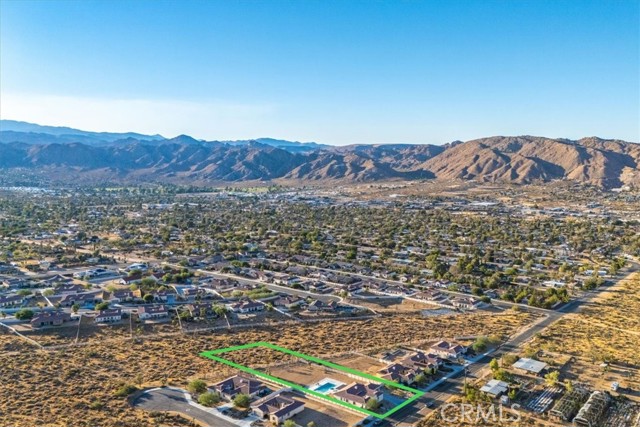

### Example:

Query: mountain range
xmin=1 ymin=120 xmax=638 ymax=188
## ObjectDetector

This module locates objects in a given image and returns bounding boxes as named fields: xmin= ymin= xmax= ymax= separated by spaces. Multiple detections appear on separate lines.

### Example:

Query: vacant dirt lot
xmin=532 ymin=273 xmax=640 ymax=400
xmin=286 ymin=391 xmax=362 ymax=427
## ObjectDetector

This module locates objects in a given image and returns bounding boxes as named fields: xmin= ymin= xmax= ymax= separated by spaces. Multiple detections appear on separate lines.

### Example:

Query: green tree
xmin=233 ymin=393 xmax=250 ymax=408
xmin=564 ymin=379 xmax=574 ymax=393
xmin=544 ymin=370 xmax=560 ymax=387
xmin=213 ymin=305 xmax=228 ymax=317
xmin=95 ymin=302 xmax=109 ymax=311
xmin=140 ymin=277 xmax=157 ymax=288
xmin=15 ymin=309 xmax=34 ymax=320
xmin=365 ymin=397 xmax=380 ymax=411
xmin=71 ymin=303 xmax=81 ymax=314
xmin=494 ymin=368 xmax=511 ymax=382
xmin=463 ymin=383 xmax=480 ymax=403
xmin=472 ymin=336 xmax=489 ymax=352
xmin=143 ymin=293 xmax=154 ymax=303
xmin=502 ymin=354 xmax=519 ymax=367
xmin=489 ymin=358 xmax=499 ymax=372
xmin=414 ymin=373 xmax=428 ymax=386
xmin=198 ymin=391 xmax=220 ymax=407
xmin=283 ymin=420 xmax=296 ymax=427
xmin=187 ymin=379 xmax=207 ymax=394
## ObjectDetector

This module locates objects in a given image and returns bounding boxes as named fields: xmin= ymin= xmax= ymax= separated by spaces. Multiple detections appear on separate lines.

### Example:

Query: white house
xmin=95 ymin=308 xmax=122 ymax=323
xmin=138 ymin=305 xmax=168 ymax=320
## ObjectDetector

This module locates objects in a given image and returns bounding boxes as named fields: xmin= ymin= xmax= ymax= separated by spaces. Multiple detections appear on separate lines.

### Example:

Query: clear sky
xmin=1 ymin=0 xmax=638 ymax=144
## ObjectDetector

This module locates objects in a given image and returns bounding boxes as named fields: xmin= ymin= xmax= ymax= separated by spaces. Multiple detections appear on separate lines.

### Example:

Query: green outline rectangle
xmin=199 ymin=341 xmax=425 ymax=420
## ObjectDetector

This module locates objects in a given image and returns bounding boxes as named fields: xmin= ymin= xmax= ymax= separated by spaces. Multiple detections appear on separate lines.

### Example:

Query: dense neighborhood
xmin=1 ymin=183 xmax=639 ymax=427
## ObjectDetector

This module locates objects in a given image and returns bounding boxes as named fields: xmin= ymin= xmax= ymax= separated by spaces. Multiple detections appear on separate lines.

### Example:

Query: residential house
xmin=273 ymin=295 xmax=304 ymax=309
xmin=251 ymin=392 xmax=305 ymax=424
xmin=119 ymin=273 xmax=144 ymax=286
xmin=379 ymin=350 xmax=440 ymax=385
xmin=401 ymin=351 xmax=441 ymax=370
xmin=53 ymin=283 xmax=86 ymax=294
xmin=149 ymin=290 xmax=175 ymax=304
xmin=106 ymin=290 xmax=138 ymax=304
xmin=0 ymin=294 xmax=24 ymax=308
xmin=305 ymin=299 xmax=338 ymax=312
xmin=185 ymin=303 xmax=217 ymax=319
xmin=414 ymin=290 xmax=449 ymax=304
xmin=179 ymin=286 xmax=204 ymax=299
xmin=227 ymin=299 xmax=264 ymax=314
xmin=450 ymin=297 xmax=480 ymax=311
xmin=378 ymin=363 xmax=423 ymax=385
xmin=345 ymin=283 xmax=363 ymax=294
xmin=57 ymin=292 xmax=102 ymax=308
xmin=384 ymin=285 xmax=413 ymax=296
xmin=138 ymin=305 xmax=169 ymax=320
xmin=212 ymin=375 xmax=265 ymax=400
xmin=512 ymin=358 xmax=547 ymax=376
xmin=480 ymin=379 xmax=509 ymax=398
xmin=31 ymin=311 xmax=72 ymax=328
xmin=40 ymin=275 xmax=72 ymax=286
xmin=333 ymin=382 xmax=384 ymax=409
xmin=429 ymin=341 xmax=467 ymax=359
xmin=95 ymin=308 xmax=122 ymax=323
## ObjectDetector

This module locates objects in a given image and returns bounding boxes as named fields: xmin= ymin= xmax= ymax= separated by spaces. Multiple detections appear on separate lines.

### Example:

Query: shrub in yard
xmin=187 ymin=379 xmax=207 ymax=394
xmin=15 ymin=309 xmax=34 ymax=320
xmin=233 ymin=393 xmax=250 ymax=408
xmin=365 ymin=397 xmax=380 ymax=411
xmin=198 ymin=391 xmax=220 ymax=407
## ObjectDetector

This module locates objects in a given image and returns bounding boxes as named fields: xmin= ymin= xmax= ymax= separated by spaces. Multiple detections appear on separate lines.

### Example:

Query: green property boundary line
xmin=199 ymin=341 xmax=425 ymax=420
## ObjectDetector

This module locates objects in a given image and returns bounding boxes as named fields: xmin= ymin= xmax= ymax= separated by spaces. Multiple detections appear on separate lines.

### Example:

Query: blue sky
xmin=1 ymin=0 xmax=638 ymax=144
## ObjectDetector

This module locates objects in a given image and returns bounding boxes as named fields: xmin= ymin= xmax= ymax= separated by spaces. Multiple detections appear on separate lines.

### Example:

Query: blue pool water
xmin=313 ymin=382 xmax=337 ymax=394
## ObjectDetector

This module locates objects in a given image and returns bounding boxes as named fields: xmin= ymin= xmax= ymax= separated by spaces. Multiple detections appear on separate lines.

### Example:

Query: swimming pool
xmin=313 ymin=382 xmax=338 ymax=393
xmin=309 ymin=377 xmax=345 ymax=395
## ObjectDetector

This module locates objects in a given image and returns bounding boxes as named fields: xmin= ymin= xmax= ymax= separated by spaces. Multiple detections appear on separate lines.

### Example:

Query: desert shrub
xmin=198 ymin=392 xmax=220 ymax=407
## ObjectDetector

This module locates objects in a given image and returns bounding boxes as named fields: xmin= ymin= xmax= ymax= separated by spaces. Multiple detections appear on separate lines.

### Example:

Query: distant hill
xmin=0 ymin=120 xmax=326 ymax=152
xmin=0 ymin=120 xmax=165 ymax=143
xmin=421 ymin=136 xmax=640 ymax=188
xmin=0 ymin=121 xmax=638 ymax=188
xmin=223 ymin=138 xmax=330 ymax=153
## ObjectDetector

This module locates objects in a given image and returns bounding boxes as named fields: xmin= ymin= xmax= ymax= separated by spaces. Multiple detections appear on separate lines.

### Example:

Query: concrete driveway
xmin=133 ymin=387 xmax=238 ymax=427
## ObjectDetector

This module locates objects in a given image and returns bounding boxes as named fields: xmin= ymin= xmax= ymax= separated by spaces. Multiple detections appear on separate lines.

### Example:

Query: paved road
xmin=133 ymin=387 xmax=237 ymax=427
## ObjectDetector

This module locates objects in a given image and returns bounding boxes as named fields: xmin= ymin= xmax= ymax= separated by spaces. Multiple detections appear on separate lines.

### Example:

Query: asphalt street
xmin=133 ymin=387 xmax=237 ymax=427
